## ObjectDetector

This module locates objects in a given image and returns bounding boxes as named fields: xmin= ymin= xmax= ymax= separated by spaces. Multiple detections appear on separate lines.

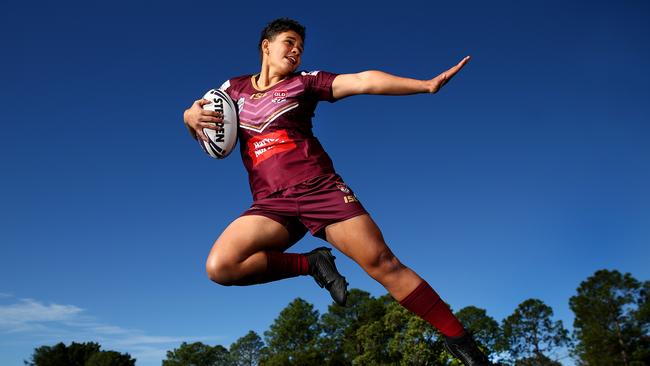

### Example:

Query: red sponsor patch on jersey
xmin=247 ymin=129 xmax=297 ymax=166
xmin=272 ymin=89 xmax=288 ymax=103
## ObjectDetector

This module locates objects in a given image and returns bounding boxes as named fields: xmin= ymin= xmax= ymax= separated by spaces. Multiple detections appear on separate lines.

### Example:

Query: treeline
xmin=24 ymin=342 xmax=135 ymax=366
xmin=26 ymin=269 xmax=649 ymax=365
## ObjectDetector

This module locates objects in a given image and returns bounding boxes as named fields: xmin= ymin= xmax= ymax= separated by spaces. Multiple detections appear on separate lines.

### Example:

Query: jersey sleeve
xmin=218 ymin=79 xmax=232 ymax=97
xmin=219 ymin=78 xmax=243 ymax=103
xmin=300 ymin=71 xmax=339 ymax=102
xmin=218 ymin=79 xmax=230 ymax=91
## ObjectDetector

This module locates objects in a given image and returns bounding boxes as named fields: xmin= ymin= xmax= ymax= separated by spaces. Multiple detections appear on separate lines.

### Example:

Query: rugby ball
xmin=198 ymin=89 xmax=238 ymax=159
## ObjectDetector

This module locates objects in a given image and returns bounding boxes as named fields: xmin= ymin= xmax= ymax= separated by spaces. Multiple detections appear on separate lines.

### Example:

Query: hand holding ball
xmin=197 ymin=89 xmax=239 ymax=159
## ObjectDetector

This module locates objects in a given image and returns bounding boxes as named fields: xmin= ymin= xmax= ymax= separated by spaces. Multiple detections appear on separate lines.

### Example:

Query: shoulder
xmin=220 ymin=74 xmax=254 ymax=91
xmin=297 ymin=70 xmax=337 ymax=78
xmin=299 ymin=70 xmax=322 ymax=77
xmin=295 ymin=70 xmax=339 ymax=87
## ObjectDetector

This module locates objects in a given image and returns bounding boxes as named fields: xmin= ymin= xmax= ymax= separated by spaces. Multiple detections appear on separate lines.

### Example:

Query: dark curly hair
xmin=258 ymin=18 xmax=306 ymax=61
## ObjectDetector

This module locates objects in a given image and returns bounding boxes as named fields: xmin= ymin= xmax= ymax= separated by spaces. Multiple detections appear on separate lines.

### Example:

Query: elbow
xmin=357 ymin=71 xmax=378 ymax=94
xmin=333 ymin=71 xmax=378 ymax=99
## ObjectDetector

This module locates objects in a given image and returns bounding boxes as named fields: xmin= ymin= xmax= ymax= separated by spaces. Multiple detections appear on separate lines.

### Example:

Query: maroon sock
xmin=399 ymin=280 xmax=466 ymax=337
xmin=258 ymin=251 xmax=309 ymax=283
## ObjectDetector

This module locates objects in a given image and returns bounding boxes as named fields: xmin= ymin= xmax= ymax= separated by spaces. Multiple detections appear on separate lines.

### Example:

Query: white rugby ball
xmin=198 ymin=89 xmax=238 ymax=159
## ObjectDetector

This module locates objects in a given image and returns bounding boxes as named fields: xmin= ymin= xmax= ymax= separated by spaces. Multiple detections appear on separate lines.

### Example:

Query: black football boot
xmin=305 ymin=247 xmax=348 ymax=306
xmin=444 ymin=332 xmax=494 ymax=366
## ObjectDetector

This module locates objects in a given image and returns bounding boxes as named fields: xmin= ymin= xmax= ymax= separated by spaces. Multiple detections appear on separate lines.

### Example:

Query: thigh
xmin=207 ymin=214 xmax=300 ymax=265
xmin=323 ymin=214 xmax=397 ymax=268
xmin=324 ymin=214 xmax=423 ymax=300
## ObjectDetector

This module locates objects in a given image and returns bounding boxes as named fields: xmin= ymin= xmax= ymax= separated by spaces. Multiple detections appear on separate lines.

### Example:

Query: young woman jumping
xmin=183 ymin=18 xmax=494 ymax=366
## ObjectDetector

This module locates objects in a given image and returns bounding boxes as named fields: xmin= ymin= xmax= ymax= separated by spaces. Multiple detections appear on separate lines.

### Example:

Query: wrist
xmin=424 ymin=79 xmax=436 ymax=94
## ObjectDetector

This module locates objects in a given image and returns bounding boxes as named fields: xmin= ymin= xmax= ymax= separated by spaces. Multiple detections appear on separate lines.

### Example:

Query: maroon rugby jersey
xmin=219 ymin=71 xmax=339 ymax=200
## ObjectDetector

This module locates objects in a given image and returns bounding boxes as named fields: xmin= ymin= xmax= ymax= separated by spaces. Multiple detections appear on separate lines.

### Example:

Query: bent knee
xmin=365 ymin=248 xmax=405 ymax=278
xmin=205 ymin=255 xmax=237 ymax=286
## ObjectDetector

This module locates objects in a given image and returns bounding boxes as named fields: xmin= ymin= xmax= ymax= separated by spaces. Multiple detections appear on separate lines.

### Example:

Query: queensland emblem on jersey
xmin=272 ymin=89 xmax=288 ymax=104
xmin=238 ymin=78 xmax=302 ymax=133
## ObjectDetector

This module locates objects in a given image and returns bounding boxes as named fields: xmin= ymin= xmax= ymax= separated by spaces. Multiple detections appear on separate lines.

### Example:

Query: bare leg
xmin=324 ymin=214 xmax=494 ymax=365
xmin=205 ymin=215 xmax=298 ymax=285
xmin=323 ymin=214 xmax=422 ymax=301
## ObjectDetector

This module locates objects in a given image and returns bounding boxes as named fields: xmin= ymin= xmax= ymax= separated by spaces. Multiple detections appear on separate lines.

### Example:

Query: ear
xmin=261 ymin=39 xmax=270 ymax=55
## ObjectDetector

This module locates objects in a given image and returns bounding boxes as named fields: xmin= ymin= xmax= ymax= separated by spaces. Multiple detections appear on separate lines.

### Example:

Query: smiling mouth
xmin=285 ymin=56 xmax=297 ymax=65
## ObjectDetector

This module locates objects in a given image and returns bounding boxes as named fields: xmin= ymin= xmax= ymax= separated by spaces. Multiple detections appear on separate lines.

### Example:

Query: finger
xmin=443 ymin=59 xmax=469 ymax=80
xmin=195 ymin=99 xmax=213 ymax=107
xmin=200 ymin=122 xmax=219 ymax=130
xmin=199 ymin=113 xmax=219 ymax=120
xmin=199 ymin=116 xmax=223 ymax=123
xmin=201 ymin=110 xmax=223 ymax=117
xmin=196 ymin=129 xmax=209 ymax=142
xmin=204 ymin=123 xmax=224 ymax=131
xmin=451 ymin=56 xmax=471 ymax=73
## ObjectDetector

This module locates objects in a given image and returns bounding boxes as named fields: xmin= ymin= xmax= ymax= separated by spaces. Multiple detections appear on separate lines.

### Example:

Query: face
xmin=262 ymin=30 xmax=304 ymax=74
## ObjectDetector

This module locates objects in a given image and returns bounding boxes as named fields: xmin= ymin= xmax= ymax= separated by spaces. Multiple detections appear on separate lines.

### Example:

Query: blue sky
xmin=1 ymin=0 xmax=649 ymax=365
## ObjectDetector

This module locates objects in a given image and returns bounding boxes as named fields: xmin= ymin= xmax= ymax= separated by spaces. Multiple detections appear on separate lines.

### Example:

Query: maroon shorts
xmin=241 ymin=174 xmax=367 ymax=240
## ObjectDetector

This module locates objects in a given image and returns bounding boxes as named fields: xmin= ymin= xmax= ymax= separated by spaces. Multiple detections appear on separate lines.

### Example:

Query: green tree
xmin=384 ymin=301 xmax=441 ymax=365
xmin=24 ymin=342 xmax=134 ymax=366
xmin=163 ymin=342 xmax=230 ymax=366
xmin=455 ymin=306 xmax=501 ymax=356
xmin=352 ymin=296 xmax=448 ymax=365
xmin=261 ymin=298 xmax=323 ymax=365
xmin=501 ymin=299 xmax=569 ymax=365
xmin=637 ymin=280 xmax=650 ymax=335
xmin=569 ymin=269 xmax=649 ymax=366
xmin=85 ymin=351 xmax=136 ymax=366
xmin=25 ymin=342 xmax=100 ymax=366
xmin=229 ymin=331 xmax=264 ymax=366
xmin=513 ymin=353 xmax=561 ymax=366
xmin=353 ymin=317 xmax=394 ymax=365
xmin=319 ymin=289 xmax=388 ymax=364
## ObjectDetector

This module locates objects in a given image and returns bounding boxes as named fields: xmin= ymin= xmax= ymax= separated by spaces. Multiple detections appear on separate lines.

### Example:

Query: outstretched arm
xmin=331 ymin=56 xmax=470 ymax=99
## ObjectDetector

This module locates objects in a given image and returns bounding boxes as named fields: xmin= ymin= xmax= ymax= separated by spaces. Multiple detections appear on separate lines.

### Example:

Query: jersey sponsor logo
xmin=272 ymin=89 xmax=288 ymax=104
xmin=247 ymin=129 xmax=297 ymax=166
xmin=250 ymin=92 xmax=267 ymax=100
xmin=301 ymin=70 xmax=320 ymax=76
